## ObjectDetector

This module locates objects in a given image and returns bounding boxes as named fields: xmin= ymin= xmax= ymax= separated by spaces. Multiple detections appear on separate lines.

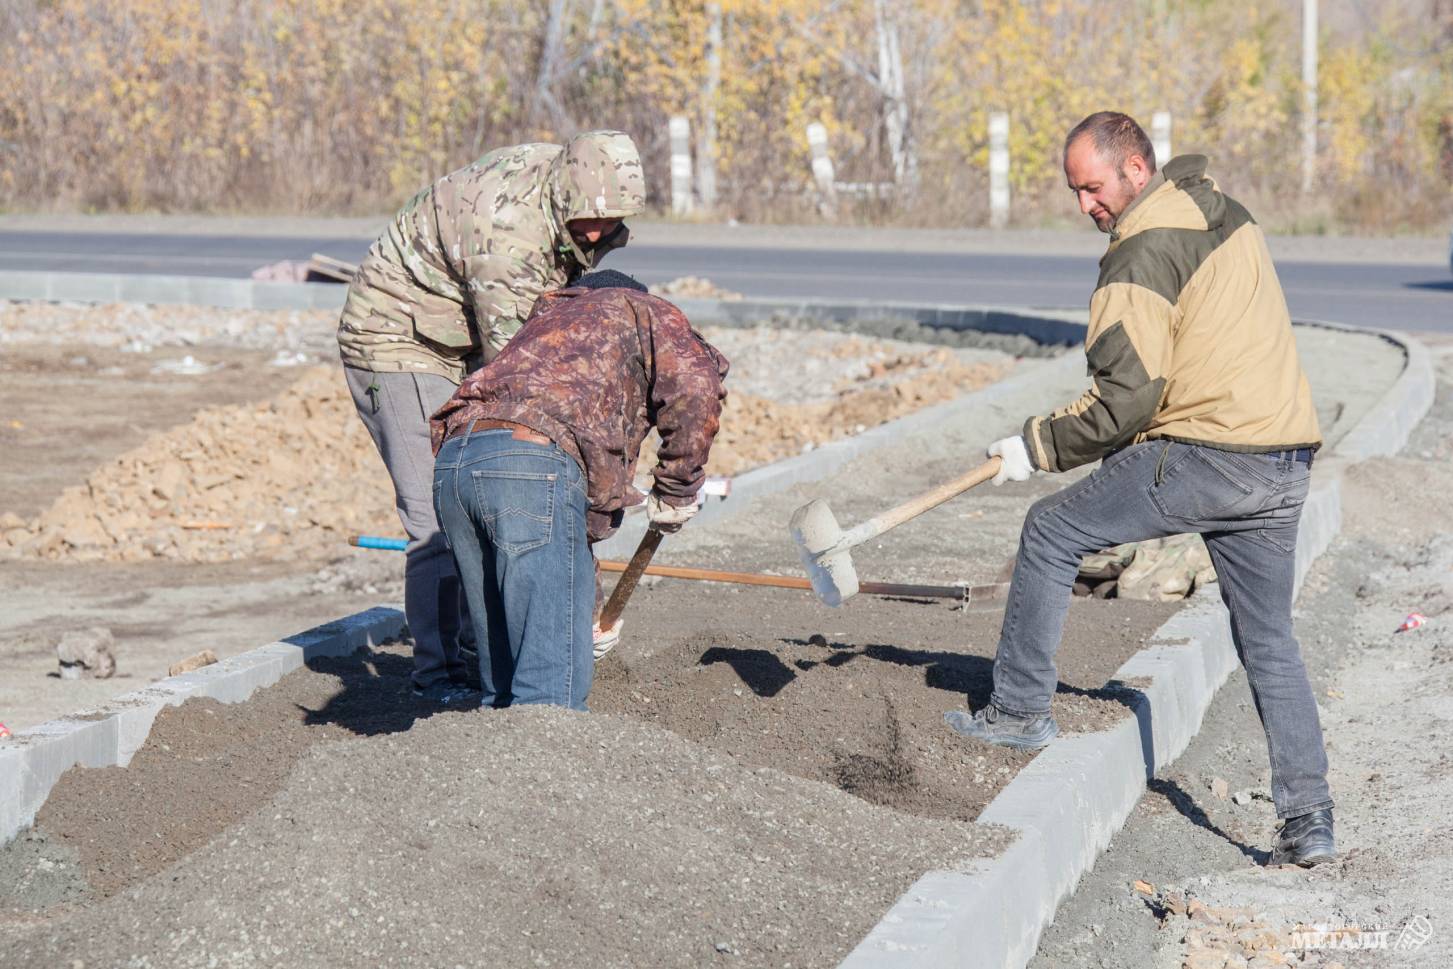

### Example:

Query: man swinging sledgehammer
xmin=944 ymin=112 xmax=1335 ymax=868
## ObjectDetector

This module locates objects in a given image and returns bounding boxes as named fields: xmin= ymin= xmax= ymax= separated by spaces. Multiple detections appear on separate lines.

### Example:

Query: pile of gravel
xmin=5 ymin=706 xmax=1005 ymax=969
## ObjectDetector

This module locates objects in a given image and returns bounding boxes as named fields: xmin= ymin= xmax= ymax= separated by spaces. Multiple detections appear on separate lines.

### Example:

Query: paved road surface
xmin=0 ymin=230 xmax=1446 ymax=332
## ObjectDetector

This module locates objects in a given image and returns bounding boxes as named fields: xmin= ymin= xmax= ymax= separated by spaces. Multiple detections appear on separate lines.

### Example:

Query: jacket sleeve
xmin=1023 ymin=278 xmax=1174 ymax=472
xmin=642 ymin=303 xmax=729 ymax=505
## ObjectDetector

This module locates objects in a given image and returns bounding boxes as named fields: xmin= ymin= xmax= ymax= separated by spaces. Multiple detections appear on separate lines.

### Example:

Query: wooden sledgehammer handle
xmin=596 ymin=559 xmax=1004 ymax=602
xmin=598 ymin=527 xmax=665 ymax=632
xmin=835 ymin=456 xmax=1003 ymax=552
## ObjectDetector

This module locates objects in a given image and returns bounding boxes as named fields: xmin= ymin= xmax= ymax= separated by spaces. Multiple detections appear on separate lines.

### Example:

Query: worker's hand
xmin=987 ymin=435 xmax=1034 ymax=486
xmin=646 ymin=492 xmax=698 ymax=533
xmin=592 ymin=620 xmax=622 ymax=662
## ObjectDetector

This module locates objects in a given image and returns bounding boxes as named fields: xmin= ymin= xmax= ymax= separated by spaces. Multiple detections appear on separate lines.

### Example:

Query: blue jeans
xmin=992 ymin=440 xmax=1332 ymax=819
xmin=433 ymin=429 xmax=594 ymax=710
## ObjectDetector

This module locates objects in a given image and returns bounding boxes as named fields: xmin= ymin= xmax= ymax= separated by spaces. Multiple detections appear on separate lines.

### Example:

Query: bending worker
xmin=946 ymin=112 xmax=1335 ymax=868
xmin=430 ymin=270 xmax=728 ymax=710
xmin=336 ymin=131 xmax=645 ymax=703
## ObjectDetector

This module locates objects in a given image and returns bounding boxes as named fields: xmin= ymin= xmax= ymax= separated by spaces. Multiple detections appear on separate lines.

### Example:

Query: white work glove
xmin=987 ymin=435 xmax=1034 ymax=486
xmin=592 ymin=620 xmax=621 ymax=662
xmin=646 ymin=492 xmax=698 ymax=533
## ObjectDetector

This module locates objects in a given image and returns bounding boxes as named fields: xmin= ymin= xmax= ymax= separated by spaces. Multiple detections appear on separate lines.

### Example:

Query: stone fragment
xmin=1231 ymin=789 xmax=1253 ymax=806
xmin=1210 ymin=776 xmax=1230 ymax=800
xmin=62 ymin=516 xmax=112 ymax=549
xmin=56 ymin=626 xmax=117 ymax=679
xmin=168 ymin=649 xmax=219 ymax=676
xmin=1184 ymin=947 xmax=1230 ymax=969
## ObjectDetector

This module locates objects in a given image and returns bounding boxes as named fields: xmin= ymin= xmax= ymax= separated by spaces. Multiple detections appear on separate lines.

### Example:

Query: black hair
xmin=573 ymin=269 xmax=648 ymax=293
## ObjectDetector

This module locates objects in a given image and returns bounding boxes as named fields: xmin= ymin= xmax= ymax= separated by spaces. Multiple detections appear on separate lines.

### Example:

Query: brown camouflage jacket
xmin=431 ymin=287 xmax=730 ymax=542
xmin=338 ymin=131 xmax=646 ymax=383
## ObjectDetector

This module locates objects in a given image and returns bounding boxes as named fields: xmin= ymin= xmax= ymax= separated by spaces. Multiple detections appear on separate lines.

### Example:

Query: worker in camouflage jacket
xmin=337 ymin=131 xmax=646 ymax=704
xmin=946 ymin=113 xmax=1335 ymax=869
xmin=431 ymin=270 xmax=729 ymax=711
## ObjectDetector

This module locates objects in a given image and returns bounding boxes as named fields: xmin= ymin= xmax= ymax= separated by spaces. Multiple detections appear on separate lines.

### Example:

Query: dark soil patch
xmin=8 ymin=582 xmax=1178 ymax=915
xmin=21 ymin=638 xmax=450 ymax=903
xmin=593 ymin=583 xmax=1181 ymax=822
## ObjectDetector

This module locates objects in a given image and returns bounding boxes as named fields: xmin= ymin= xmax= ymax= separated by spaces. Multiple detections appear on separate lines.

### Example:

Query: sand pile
xmin=0 ymin=329 xmax=1011 ymax=565
xmin=0 ymin=366 xmax=397 ymax=563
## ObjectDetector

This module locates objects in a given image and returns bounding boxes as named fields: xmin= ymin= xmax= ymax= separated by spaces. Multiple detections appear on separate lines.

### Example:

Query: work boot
xmin=1269 ymin=808 xmax=1336 ymax=867
xmin=412 ymin=681 xmax=480 ymax=706
xmin=943 ymin=703 xmax=1057 ymax=750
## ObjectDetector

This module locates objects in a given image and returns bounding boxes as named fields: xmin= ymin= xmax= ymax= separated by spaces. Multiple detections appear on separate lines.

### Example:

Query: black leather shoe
xmin=1269 ymin=808 xmax=1336 ymax=867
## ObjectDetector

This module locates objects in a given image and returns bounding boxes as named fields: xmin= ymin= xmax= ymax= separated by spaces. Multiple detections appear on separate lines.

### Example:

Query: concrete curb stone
xmin=0 ymin=606 xmax=404 ymax=845
xmin=840 ymin=329 xmax=1427 ymax=969
xmin=0 ymin=269 xmax=1091 ymax=344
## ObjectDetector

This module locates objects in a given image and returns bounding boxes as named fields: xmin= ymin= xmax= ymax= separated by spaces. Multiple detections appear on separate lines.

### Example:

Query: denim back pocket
xmin=1149 ymin=447 xmax=1255 ymax=521
xmin=471 ymin=467 xmax=558 ymax=556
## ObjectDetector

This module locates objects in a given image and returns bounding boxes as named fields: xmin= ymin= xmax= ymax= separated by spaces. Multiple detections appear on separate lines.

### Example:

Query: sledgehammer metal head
xmin=788 ymin=456 xmax=1003 ymax=608
xmin=789 ymin=498 xmax=858 ymax=607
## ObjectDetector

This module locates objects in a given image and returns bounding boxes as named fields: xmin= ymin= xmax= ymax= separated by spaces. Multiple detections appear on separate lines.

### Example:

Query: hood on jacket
xmin=1110 ymin=154 xmax=1228 ymax=249
xmin=549 ymin=130 xmax=646 ymax=268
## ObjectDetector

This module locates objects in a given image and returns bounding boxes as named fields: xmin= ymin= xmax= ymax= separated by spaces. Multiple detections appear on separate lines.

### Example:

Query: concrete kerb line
xmin=0 ymin=269 xmax=1091 ymax=345
xmin=840 ymin=325 xmax=1431 ymax=969
xmin=0 ymin=606 xmax=405 ymax=846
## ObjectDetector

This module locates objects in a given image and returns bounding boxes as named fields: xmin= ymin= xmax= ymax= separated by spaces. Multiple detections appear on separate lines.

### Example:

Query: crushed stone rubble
xmin=2 ymin=706 xmax=1005 ymax=969
xmin=0 ymin=302 xmax=1014 ymax=565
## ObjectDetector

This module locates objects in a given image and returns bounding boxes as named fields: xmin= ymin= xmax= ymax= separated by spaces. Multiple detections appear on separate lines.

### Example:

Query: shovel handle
xmin=840 ymin=456 xmax=1002 ymax=550
xmin=598 ymin=527 xmax=665 ymax=632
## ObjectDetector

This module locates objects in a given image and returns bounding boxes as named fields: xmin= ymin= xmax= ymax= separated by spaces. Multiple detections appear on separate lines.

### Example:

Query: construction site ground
xmin=0 ymin=299 xmax=1414 ymax=968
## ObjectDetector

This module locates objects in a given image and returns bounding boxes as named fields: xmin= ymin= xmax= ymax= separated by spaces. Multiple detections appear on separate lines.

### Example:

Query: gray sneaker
xmin=943 ymin=704 xmax=1058 ymax=750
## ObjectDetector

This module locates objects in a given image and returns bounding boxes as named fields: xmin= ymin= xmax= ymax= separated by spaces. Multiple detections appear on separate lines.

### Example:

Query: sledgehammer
xmin=789 ymin=456 xmax=1002 ymax=607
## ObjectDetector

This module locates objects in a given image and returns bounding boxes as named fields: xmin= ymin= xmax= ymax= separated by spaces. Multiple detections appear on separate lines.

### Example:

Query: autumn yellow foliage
xmin=0 ymin=0 xmax=1447 ymax=232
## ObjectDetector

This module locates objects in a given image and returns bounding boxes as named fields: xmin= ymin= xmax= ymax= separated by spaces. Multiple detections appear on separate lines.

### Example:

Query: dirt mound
xmin=0 ymin=366 xmax=397 ymax=564
xmin=649 ymin=345 xmax=1010 ymax=476
xmin=2 ymin=332 xmax=1010 ymax=565
xmin=4 ymin=689 xmax=1004 ymax=969
xmin=592 ymin=589 xmax=1179 ymax=823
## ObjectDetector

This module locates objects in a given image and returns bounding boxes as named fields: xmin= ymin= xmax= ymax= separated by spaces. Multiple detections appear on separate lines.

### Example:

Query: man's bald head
xmin=1063 ymin=112 xmax=1157 ymax=233
xmin=1063 ymin=112 xmax=1157 ymax=174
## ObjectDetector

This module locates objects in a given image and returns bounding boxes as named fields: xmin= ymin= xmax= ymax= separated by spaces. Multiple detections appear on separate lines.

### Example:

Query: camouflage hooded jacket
xmin=338 ymin=131 xmax=646 ymax=383
xmin=430 ymin=287 xmax=730 ymax=542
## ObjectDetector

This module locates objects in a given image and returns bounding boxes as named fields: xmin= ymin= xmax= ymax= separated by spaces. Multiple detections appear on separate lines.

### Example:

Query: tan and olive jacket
xmin=1024 ymin=155 xmax=1320 ymax=473
xmin=337 ymin=130 xmax=646 ymax=383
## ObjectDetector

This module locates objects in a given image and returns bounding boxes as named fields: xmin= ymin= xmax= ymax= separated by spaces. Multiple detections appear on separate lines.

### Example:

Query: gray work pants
xmin=345 ymin=366 xmax=467 ymax=690
xmin=990 ymin=440 xmax=1332 ymax=819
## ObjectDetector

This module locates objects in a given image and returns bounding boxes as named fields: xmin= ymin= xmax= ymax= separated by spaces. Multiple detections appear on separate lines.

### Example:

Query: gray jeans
xmin=345 ymin=366 xmax=467 ymax=690
xmin=992 ymin=440 xmax=1332 ymax=819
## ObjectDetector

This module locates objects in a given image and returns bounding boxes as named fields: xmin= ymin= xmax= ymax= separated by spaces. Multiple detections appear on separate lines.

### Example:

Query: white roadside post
xmin=1300 ymin=0 xmax=1318 ymax=194
xmin=669 ymin=115 xmax=694 ymax=216
xmin=1152 ymin=110 xmax=1173 ymax=166
xmin=806 ymin=122 xmax=838 ymax=217
xmin=988 ymin=112 xmax=1010 ymax=229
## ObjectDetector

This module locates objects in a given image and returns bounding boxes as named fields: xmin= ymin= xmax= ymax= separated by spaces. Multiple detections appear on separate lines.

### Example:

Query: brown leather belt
xmin=447 ymin=418 xmax=553 ymax=446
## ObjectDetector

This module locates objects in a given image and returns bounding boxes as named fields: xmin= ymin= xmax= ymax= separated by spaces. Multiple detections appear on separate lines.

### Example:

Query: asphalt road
xmin=0 ymin=230 xmax=1447 ymax=332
